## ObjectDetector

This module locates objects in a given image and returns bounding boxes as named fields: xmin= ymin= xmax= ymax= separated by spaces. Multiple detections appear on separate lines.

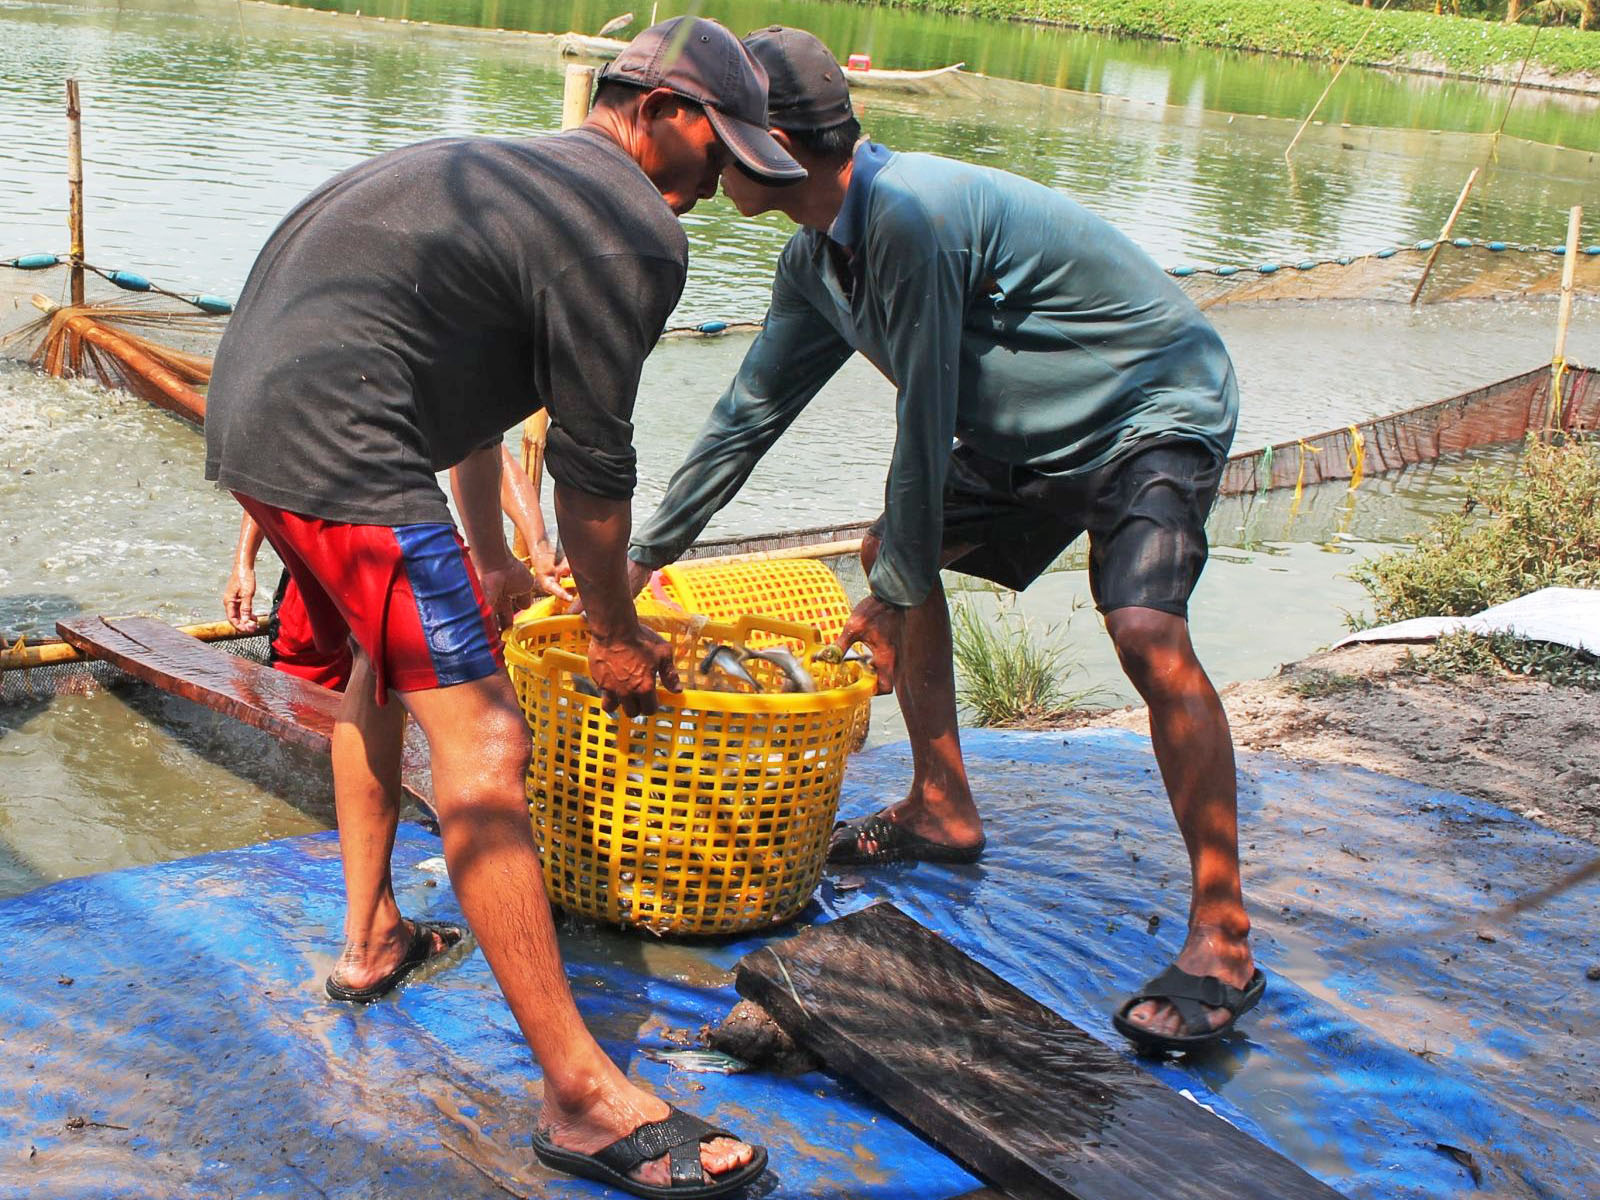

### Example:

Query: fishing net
xmin=1219 ymin=365 xmax=1598 ymax=498
xmin=1171 ymin=241 xmax=1600 ymax=310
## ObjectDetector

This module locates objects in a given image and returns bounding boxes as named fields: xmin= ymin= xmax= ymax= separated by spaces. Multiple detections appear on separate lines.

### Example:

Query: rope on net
xmin=7 ymin=237 xmax=1598 ymax=337
xmin=2 ymin=253 xmax=232 ymax=314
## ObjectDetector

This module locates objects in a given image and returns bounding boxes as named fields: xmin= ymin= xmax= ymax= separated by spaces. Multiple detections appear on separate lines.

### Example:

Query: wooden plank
xmin=734 ymin=903 xmax=1344 ymax=1200
xmin=56 ymin=616 xmax=435 ymax=815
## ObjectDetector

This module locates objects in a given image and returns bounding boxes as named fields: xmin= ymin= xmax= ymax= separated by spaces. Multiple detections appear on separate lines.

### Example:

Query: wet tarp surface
xmin=1 ymin=729 xmax=1596 ymax=1199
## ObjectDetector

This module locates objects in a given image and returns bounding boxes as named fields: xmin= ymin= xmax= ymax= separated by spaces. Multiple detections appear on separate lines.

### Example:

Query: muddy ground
xmin=1068 ymin=641 xmax=1600 ymax=845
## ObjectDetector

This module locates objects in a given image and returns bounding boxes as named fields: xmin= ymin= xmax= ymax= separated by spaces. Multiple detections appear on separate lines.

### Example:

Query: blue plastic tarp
xmin=1 ymin=729 xmax=1596 ymax=1199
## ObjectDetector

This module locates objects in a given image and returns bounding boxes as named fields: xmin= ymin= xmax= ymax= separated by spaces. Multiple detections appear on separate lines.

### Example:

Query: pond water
xmin=277 ymin=0 xmax=1600 ymax=150
xmin=0 ymin=0 xmax=1596 ymax=893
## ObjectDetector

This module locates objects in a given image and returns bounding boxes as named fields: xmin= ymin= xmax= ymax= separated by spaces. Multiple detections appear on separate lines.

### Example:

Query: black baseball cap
xmin=601 ymin=17 xmax=806 ymax=183
xmin=742 ymin=26 xmax=854 ymax=133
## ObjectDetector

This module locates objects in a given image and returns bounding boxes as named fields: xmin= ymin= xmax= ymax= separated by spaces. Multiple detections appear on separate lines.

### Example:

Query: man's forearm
xmin=555 ymin=483 xmax=637 ymax=642
xmin=498 ymin=444 xmax=549 ymax=550
xmin=450 ymin=445 xmax=511 ymax=569
xmin=233 ymin=511 xmax=265 ymax=572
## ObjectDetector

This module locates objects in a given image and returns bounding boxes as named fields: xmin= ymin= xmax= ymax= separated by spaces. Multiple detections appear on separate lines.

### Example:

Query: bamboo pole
xmin=31 ymin=295 xmax=207 ymax=423
xmin=1548 ymin=204 xmax=1583 ymax=430
xmin=1409 ymin=167 xmax=1480 ymax=305
xmin=562 ymin=62 xmax=596 ymax=128
xmin=1285 ymin=0 xmax=1392 ymax=163
xmin=686 ymin=538 xmax=866 ymax=568
xmin=1487 ymin=23 xmax=1540 ymax=163
xmin=515 ymin=64 xmax=595 ymax=563
xmin=66 ymin=79 xmax=85 ymax=309
xmin=1 ymin=620 xmax=245 ymax=672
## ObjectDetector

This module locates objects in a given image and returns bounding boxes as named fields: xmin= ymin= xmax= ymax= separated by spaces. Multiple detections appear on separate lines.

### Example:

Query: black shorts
xmin=874 ymin=437 xmax=1223 ymax=618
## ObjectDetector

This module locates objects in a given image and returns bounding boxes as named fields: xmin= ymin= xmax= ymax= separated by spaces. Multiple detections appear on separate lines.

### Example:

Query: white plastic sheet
xmin=1336 ymin=587 xmax=1600 ymax=655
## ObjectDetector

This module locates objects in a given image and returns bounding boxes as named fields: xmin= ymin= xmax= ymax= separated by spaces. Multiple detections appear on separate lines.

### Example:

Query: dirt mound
xmin=1073 ymin=642 xmax=1600 ymax=845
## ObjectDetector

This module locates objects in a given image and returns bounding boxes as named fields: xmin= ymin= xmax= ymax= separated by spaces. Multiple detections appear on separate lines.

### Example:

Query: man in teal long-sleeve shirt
xmin=629 ymin=27 xmax=1263 ymax=1054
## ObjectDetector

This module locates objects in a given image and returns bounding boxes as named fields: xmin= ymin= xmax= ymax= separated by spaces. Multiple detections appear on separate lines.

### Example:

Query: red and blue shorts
xmin=236 ymin=495 xmax=504 ymax=703
xmin=268 ymin=571 xmax=354 ymax=692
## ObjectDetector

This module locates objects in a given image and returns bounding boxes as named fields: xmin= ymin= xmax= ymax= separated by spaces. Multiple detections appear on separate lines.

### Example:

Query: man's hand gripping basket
xmin=505 ymin=613 xmax=874 ymax=935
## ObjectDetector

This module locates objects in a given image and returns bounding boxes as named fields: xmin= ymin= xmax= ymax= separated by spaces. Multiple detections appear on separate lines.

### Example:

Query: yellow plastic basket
xmin=505 ymin=613 xmax=875 ymax=935
xmin=513 ymin=558 xmax=852 ymax=648
xmin=658 ymin=558 xmax=852 ymax=645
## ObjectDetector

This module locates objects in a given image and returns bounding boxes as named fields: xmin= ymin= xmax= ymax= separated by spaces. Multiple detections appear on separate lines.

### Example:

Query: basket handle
xmin=539 ymin=647 xmax=604 ymax=699
xmin=732 ymin=613 xmax=822 ymax=649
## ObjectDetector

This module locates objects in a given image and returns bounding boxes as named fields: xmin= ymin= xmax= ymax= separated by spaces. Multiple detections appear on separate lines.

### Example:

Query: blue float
xmin=8 ymin=253 xmax=60 ymax=269
xmin=105 ymin=269 xmax=152 ymax=291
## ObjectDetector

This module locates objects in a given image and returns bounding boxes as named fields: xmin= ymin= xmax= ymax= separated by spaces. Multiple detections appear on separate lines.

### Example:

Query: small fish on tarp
xmin=642 ymin=1048 xmax=751 ymax=1074
xmin=742 ymin=646 xmax=816 ymax=693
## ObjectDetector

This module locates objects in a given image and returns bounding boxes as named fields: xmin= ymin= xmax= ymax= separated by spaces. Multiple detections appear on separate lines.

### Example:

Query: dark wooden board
xmin=57 ymin=616 xmax=435 ymax=815
xmin=735 ymin=902 xmax=1345 ymax=1200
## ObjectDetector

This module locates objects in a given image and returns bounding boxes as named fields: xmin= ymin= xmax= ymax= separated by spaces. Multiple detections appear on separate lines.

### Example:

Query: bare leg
xmin=840 ymin=537 xmax=982 ymax=856
xmin=1105 ymin=607 xmax=1254 ymax=1036
xmin=399 ymin=672 xmax=750 ymax=1188
xmin=325 ymin=648 xmax=448 ymax=990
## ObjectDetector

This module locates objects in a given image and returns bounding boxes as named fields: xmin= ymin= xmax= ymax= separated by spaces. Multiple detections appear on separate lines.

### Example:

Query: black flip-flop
xmin=324 ymin=919 xmax=468 ymax=1004
xmin=532 ymin=1106 xmax=767 ymax=1199
xmin=1111 ymin=964 xmax=1267 ymax=1055
xmin=826 ymin=809 xmax=985 ymax=866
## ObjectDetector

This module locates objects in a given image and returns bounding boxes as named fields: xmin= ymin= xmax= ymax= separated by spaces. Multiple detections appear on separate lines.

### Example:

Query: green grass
xmin=875 ymin=0 xmax=1600 ymax=82
xmin=949 ymin=595 xmax=1105 ymax=725
xmin=1404 ymin=629 xmax=1600 ymax=688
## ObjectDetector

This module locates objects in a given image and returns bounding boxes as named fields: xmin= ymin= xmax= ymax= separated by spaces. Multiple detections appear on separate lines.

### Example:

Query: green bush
xmin=877 ymin=0 xmax=1600 ymax=79
xmin=1353 ymin=436 xmax=1600 ymax=688
xmin=1351 ymin=436 xmax=1600 ymax=622
xmin=950 ymin=595 xmax=1104 ymax=725
xmin=1405 ymin=628 xmax=1600 ymax=688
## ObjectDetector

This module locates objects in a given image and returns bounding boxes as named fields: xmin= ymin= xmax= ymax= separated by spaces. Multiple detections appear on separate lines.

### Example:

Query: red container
xmin=847 ymin=53 xmax=871 ymax=71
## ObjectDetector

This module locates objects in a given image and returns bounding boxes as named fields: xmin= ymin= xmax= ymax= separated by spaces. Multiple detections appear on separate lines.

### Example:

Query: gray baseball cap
xmin=743 ymin=26 xmax=854 ymax=132
xmin=600 ymin=17 xmax=807 ymax=183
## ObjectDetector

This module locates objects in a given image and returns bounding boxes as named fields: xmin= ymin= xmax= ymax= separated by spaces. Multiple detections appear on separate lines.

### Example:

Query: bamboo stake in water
xmin=514 ymin=64 xmax=596 ymax=563
xmin=1409 ymin=167 xmax=1480 ymax=305
xmin=1285 ymin=0 xmax=1393 ymax=163
xmin=66 ymin=78 xmax=85 ymax=309
xmin=1486 ymin=23 xmax=1540 ymax=164
xmin=1548 ymin=204 xmax=1583 ymax=429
